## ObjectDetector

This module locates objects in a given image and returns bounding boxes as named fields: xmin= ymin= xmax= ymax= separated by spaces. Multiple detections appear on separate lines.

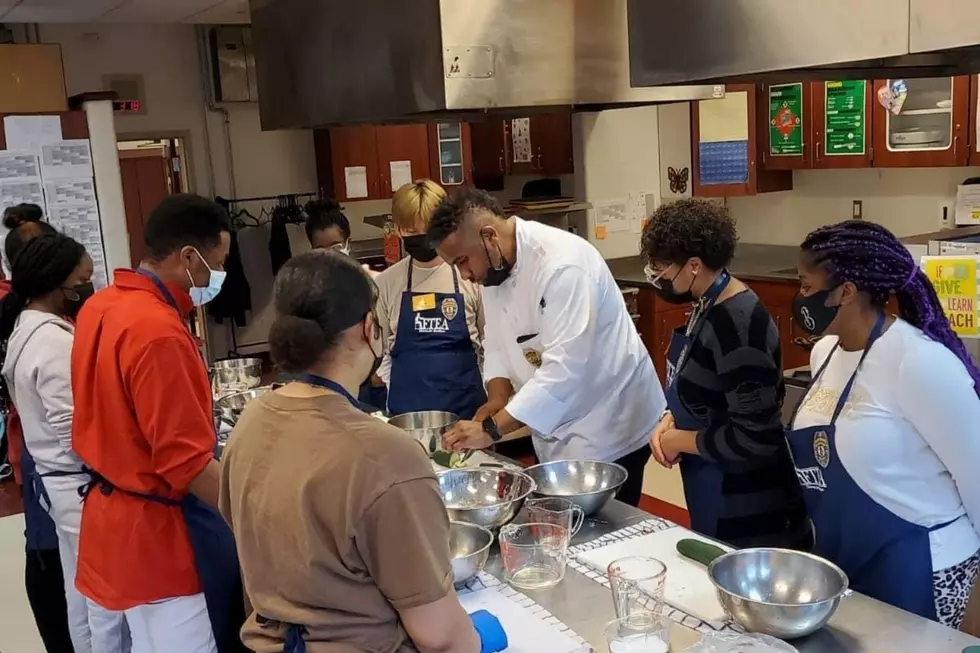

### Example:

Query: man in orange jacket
xmin=72 ymin=194 xmax=243 ymax=653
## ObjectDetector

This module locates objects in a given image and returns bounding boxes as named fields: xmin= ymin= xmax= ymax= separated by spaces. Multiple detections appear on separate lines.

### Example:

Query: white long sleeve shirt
xmin=483 ymin=218 xmax=666 ymax=462
xmin=792 ymin=319 xmax=980 ymax=570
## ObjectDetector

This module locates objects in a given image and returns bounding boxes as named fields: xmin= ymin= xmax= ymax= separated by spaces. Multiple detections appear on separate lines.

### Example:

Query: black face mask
xmin=62 ymin=282 xmax=95 ymax=320
xmin=792 ymin=288 xmax=841 ymax=336
xmin=402 ymin=235 xmax=438 ymax=263
xmin=482 ymin=237 xmax=513 ymax=287
xmin=654 ymin=269 xmax=696 ymax=305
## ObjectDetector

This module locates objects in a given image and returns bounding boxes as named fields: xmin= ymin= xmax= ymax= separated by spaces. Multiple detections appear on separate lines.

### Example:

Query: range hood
xmin=627 ymin=0 xmax=980 ymax=87
xmin=248 ymin=0 xmax=719 ymax=129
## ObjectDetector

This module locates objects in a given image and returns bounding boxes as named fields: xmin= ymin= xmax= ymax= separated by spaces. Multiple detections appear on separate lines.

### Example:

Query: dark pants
xmin=25 ymin=548 xmax=74 ymax=653
xmin=613 ymin=445 xmax=651 ymax=508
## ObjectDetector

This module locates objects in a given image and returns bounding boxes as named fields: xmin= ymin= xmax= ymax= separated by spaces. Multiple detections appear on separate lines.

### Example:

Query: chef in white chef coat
xmin=429 ymin=188 xmax=665 ymax=507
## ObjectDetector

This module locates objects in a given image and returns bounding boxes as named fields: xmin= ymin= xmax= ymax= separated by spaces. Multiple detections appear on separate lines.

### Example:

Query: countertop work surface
xmin=608 ymin=243 xmax=801 ymax=287
xmin=481 ymin=499 xmax=980 ymax=652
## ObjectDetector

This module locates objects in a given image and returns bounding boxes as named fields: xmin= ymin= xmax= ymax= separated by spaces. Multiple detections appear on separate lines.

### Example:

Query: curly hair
xmin=426 ymin=187 xmax=503 ymax=247
xmin=802 ymin=219 xmax=980 ymax=396
xmin=640 ymin=198 xmax=738 ymax=270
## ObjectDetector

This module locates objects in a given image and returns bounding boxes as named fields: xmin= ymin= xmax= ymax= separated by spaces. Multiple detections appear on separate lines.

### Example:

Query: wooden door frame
xmin=116 ymin=130 xmax=197 ymax=193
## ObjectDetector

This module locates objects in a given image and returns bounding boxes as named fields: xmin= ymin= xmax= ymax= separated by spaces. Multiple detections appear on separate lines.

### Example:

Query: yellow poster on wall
xmin=923 ymin=256 xmax=980 ymax=338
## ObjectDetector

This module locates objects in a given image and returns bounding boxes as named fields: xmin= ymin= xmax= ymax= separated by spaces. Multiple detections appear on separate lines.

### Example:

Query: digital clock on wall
xmin=103 ymin=74 xmax=146 ymax=115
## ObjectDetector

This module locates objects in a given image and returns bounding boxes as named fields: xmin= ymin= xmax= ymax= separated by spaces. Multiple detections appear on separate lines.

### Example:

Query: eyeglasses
xmin=643 ymin=264 xmax=669 ymax=290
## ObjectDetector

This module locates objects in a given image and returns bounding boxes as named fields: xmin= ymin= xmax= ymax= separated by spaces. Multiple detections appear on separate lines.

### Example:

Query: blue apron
xmin=81 ymin=270 xmax=247 ymax=653
xmin=20 ymin=448 xmax=60 ymax=552
xmin=387 ymin=262 xmax=486 ymax=419
xmin=787 ymin=314 xmax=961 ymax=621
xmin=665 ymin=272 xmax=730 ymax=539
xmin=254 ymin=373 xmax=364 ymax=653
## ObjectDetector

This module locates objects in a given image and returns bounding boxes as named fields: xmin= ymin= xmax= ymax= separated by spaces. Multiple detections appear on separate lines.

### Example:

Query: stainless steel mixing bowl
xmin=436 ymin=468 xmax=536 ymax=530
xmin=524 ymin=460 xmax=628 ymax=516
xmin=449 ymin=521 xmax=493 ymax=585
xmin=212 ymin=357 xmax=263 ymax=395
xmin=388 ymin=410 xmax=458 ymax=453
xmin=708 ymin=548 xmax=850 ymax=639
xmin=215 ymin=386 xmax=273 ymax=429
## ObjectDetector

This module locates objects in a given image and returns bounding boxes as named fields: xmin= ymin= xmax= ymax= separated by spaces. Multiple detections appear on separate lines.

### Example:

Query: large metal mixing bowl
xmin=524 ymin=460 xmax=628 ymax=516
xmin=388 ymin=410 xmax=458 ymax=454
xmin=709 ymin=548 xmax=850 ymax=639
xmin=436 ymin=468 xmax=536 ymax=530
xmin=212 ymin=357 xmax=263 ymax=395
xmin=215 ymin=386 xmax=273 ymax=429
xmin=449 ymin=521 xmax=493 ymax=585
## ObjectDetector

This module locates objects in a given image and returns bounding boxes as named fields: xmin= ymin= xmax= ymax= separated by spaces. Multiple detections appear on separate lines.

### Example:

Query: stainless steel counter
xmin=483 ymin=500 xmax=980 ymax=652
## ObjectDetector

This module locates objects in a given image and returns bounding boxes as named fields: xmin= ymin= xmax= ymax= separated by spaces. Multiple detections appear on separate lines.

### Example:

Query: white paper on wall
xmin=344 ymin=166 xmax=369 ymax=199
xmin=40 ymin=140 xmax=94 ymax=180
xmin=594 ymin=199 xmax=631 ymax=233
xmin=2 ymin=115 xmax=63 ymax=152
xmin=511 ymin=118 xmax=532 ymax=163
xmin=628 ymin=191 xmax=658 ymax=234
xmin=389 ymin=160 xmax=413 ymax=192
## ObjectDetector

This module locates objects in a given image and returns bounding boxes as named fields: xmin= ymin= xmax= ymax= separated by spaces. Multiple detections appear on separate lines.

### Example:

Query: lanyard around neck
xmin=294 ymin=373 xmax=359 ymax=407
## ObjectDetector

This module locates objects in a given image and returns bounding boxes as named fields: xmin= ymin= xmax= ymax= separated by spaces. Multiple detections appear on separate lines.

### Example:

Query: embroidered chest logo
xmin=813 ymin=431 xmax=831 ymax=468
xmin=414 ymin=313 xmax=449 ymax=334
xmin=523 ymin=350 xmax=543 ymax=368
xmin=796 ymin=466 xmax=827 ymax=492
xmin=441 ymin=297 xmax=459 ymax=321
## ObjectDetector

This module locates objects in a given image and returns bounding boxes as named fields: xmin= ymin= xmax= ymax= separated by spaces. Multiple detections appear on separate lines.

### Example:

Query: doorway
xmin=117 ymin=137 xmax=190 ymax=265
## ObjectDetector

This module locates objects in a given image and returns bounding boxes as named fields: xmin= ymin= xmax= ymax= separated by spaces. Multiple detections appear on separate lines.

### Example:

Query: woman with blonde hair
xmin=375 ymin=180 xmax=486 ymax=418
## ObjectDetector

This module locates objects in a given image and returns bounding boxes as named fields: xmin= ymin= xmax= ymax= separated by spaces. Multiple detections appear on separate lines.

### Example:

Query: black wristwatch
xmin=482 ymin=415 xmax=503 ymax=442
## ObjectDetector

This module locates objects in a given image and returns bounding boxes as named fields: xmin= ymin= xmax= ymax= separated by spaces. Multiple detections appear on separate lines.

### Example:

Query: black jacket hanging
xmin=268 ymin=208 xmax=293 ymax=275
xmin=209 ymin=230 xmax=252 ymax=327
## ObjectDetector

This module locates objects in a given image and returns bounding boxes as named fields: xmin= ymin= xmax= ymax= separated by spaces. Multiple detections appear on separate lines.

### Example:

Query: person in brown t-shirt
xmin=218 ymin=250 xmax=483 ymax=653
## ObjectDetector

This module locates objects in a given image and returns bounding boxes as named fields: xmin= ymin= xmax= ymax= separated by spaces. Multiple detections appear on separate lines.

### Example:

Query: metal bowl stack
xmin=387 ymin=410 xmax=458 ymax=454
xmin=436 ymin=467 xmax=536 ymax=530
xmin=214 ymin=386 xmax=273 ymax=430
xmin=524 ymin=459 xmax=628 ymax=516
xmin=211 ymin=357 xmax=263 ymax=397
xmin=449 ymin=521 xmax=493 ymax=585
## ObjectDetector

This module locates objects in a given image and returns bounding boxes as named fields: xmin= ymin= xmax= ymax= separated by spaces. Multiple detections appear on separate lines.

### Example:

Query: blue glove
xmin=469 ymin=610 xmax=508 ymax=653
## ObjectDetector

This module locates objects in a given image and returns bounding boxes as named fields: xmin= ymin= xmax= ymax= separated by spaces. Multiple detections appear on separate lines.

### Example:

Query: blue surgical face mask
xmin=187 ymin=249 xmax=227 ymax=306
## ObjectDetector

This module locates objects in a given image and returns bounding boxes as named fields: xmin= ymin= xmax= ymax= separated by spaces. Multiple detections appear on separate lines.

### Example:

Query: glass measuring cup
xmin=608 ymin=556 xmax=667 ymax=620
xmin=604 ymin=613 xmax=670 ymax=653
xmin=524 ymin=497 xmax=585 ymax=542
xmin=498 ymin=522 xmax=569 ymax=590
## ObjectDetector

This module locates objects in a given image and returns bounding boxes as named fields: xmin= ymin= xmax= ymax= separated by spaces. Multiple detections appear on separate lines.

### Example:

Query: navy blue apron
xmin=253 ymin=373 xmax=366 ymax=653
xmin=20 ymin=448 xmax=60 ymax=552
xmin=387 ymin=262 xmax=486 ymax=419
xmin=664 ymin=272 xmax=730 ymax=539
xmin=787 ymin=314 xmax=961 ymax=621
xmin=80 ymin=269 xmax=247 ymax=653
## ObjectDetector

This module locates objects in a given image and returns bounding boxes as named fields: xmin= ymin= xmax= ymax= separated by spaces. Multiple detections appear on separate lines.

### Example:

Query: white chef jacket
xmin=483 ymin=218 xmax=666 ymax=462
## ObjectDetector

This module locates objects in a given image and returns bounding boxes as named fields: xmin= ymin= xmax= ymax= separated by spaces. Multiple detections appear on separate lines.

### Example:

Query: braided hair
xmin=2 ymin=204 xmax=55 ymax=271
xmin=0 ymin=233 xmax=86 ymax=406
xmin=802 ymin=220 xmax=980 ymax=395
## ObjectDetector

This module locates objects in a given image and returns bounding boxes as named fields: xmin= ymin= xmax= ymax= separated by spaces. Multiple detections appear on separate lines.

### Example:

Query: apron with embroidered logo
xmin=787 ymin=314 xmax=962 ymax=620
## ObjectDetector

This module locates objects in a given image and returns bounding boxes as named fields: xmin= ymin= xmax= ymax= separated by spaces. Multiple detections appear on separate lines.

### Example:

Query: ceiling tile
xmin=99 ymin=0 xmax=231 ymax=22
xmin=181 ymin=0 xmax=249 ymax=23
xmin=2 ymin=0 xmax=121 ymax=22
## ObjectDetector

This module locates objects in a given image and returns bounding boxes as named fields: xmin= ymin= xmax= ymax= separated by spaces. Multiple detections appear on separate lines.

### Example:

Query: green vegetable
xmin=676 ymin=538 xmax=726 ymax=566
xmin=430 ymin=451 xmax=468 ymax=469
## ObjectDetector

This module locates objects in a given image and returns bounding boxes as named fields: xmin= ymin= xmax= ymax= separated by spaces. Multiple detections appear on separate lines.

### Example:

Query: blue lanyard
xmin=136 ymin=268 xmax=181 ymax=313
xmin=294 ymin=374 xmax=359 ymax=407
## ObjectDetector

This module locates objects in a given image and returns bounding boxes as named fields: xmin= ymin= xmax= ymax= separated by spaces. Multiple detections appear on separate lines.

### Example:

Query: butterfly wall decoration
xmin=667 ymin=166 xmax=689 ymax=194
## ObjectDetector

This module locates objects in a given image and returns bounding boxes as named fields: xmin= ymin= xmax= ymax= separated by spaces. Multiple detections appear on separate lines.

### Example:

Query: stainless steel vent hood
xmin=627 ymin=0 xmax=980 ymax=87
xmin=248 ymin=0 xmax=719 ymax=129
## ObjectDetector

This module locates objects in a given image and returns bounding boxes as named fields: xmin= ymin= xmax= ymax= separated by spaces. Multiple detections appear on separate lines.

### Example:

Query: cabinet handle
xmin=954 ymin=134 xmax=959 ymax=158
xmin=815 ymin=142 xmax=821 ymax=164
xmin=536 ymin=147 xmax=543 ymax=170
xmin=498 ymin=155 xmax=504 ymax=172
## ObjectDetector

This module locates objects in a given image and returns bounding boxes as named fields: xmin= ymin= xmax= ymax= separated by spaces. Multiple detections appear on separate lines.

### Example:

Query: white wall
xmin=730 ymin=167 xmax=979 ymax=245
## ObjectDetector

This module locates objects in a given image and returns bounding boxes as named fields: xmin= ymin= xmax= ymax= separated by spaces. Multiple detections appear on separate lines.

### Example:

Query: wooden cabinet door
xmin=653 ymin=308 xmax=691 ymax=386
xmin=691 ymin=84 xmax=793 ymax=198
xmin=769 ymin=305 xmax=811 ymax=372
xmin=375 ymin=124 xmax=431 ymax=198
xmin=428 ymin=122 xmax=472 ymax=188
xmin=329 ymin=125 xmax=380 ymax=202
xmin=871 ymin=76 xmax=970 ymax=168
xmin=970 ymin=75 xmax=980 ymax=166
xmin=469 ymin=118 xmax=507 ymax=191
xmin=531 ymin=112 xmax=575 ymax=175
xmin=311 ymin=129 xmax=336 ymax=199
xmin=811 ymin=80 xmax=874 ymax=169
xmin=120 ymin=154 xmax=170 ymax=266
xmin=760 ymin=82 xmax=813 ymax=171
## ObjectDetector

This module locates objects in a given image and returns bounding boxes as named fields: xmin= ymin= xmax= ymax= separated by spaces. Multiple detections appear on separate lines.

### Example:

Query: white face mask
xmin=331 ymin=240 xmax=351 ymax=256
xmin=187 ymin=249 xmax=227 ymax=306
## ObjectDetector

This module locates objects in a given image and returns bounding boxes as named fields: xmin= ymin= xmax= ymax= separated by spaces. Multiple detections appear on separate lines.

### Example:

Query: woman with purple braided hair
xmin=789 ymin=219 xmax=980 ymax=628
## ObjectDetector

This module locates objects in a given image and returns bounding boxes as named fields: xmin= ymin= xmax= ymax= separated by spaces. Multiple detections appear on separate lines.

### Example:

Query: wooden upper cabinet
xmin=871 ymin=76 xmax=970 ymax=168
xmin=691 ymin=84 xmax=793 ymax=197
xmin=469 ymin=118 xmax=507 ymax=191
xmin=811 ymin=80 xmax=874 ymax=169
xmin=329 ymin=125 xmax=380 ymax=202
xmin=0 ymin=45 xmax=67 ymax=114
xmin=427 ymin=122 xmax=472 ymax=188
xmin=375 ymin=123 xmax=430 ymax=198
xmin=530 ymin=112 xmax=574 ymax=175
xmin=759 ymin=82 xmax=813 ymax=171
